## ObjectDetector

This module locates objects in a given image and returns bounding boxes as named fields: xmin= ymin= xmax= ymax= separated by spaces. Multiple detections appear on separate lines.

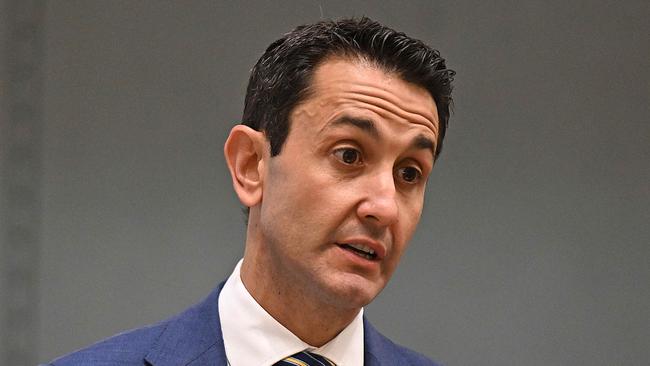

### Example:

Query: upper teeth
xmin=347 ymin=243 xmax=375 ymax=255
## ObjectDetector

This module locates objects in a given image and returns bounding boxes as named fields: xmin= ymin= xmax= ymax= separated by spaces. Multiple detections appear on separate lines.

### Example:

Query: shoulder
xmin=44 ymin=322 xmax=166 ymax=366
xmin=363 ymin=318 xmax=443 ymax=366
xmin=44 ymin=282 xmax=226 ymax=366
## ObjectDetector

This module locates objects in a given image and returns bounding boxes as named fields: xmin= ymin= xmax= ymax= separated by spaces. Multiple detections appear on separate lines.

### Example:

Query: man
xmin=45 ymin=17 xmax=454 ymax=366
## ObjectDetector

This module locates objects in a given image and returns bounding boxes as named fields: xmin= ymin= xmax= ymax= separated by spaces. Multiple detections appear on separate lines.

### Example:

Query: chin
xmin=320 ymin=275 xmax=385 ymax=309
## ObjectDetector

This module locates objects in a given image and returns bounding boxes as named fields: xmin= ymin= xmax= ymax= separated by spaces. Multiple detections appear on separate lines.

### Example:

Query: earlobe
xmin=224 ymin=125 xmax=266 ymax=208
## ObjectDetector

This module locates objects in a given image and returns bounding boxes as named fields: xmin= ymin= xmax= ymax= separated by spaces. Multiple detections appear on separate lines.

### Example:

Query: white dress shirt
xmin=218 ymin=259 xmax=364 ymax=366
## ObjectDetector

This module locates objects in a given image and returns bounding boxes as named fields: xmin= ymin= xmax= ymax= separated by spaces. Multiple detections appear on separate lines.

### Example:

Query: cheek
xmin=392 ymin=198 xmax=424 ymax=253
xmin=399 ymin=193 xmax=424 ymax=226
xmin=263 ymin=169 xmax=345 ymax=234
xmin=403 ymin=208 xmax=422 ymax=239
xmin=297 ymin=185 xmax=354 ymax=229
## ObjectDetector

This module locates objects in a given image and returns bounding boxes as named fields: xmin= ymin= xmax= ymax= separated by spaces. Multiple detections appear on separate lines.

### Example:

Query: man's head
xmin=225 ymin=17 xmax=454 ymax=320
xmin=242 ymin=17 xmax=454 ymax=158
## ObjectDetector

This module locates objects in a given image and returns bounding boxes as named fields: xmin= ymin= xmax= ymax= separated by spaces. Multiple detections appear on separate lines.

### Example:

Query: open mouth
xmin=337 ymin=243 xmax=378 ymax=260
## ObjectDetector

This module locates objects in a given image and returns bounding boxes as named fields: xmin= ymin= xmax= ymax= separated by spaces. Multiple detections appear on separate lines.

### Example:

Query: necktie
xmin=274 ymin=350 xmax=336 ymax=366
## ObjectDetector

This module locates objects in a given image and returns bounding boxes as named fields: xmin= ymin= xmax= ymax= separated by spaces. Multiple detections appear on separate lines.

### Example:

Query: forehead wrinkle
xmin=341 ymin=89 xmax=439 ymax=137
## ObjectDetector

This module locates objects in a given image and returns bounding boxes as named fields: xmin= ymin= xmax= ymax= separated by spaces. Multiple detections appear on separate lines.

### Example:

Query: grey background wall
xmin=1 ymin=1 xmax=648 ymax=365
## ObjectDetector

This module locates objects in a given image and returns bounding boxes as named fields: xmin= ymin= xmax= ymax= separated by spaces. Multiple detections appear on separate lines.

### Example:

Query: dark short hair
xmin=242 ymin=16 xmax=455 ymax=158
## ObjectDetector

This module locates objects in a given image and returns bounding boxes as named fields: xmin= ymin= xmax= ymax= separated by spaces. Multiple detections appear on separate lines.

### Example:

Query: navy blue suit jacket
xmin=45 ymin=282 xmax=440 ymax=365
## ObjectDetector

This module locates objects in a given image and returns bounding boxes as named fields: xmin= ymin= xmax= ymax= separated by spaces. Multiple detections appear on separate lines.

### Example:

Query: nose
xmin=356 ymin=169 xmax=399 ymax=227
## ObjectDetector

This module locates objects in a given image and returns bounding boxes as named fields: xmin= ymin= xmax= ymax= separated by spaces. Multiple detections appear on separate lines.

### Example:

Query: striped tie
xmin=274 ymin=350 xmax=336 ymax=366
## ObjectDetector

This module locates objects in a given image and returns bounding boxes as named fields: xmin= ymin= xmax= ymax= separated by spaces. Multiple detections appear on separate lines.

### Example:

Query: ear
xmin=224 ymin=125 xmax=267 ymax=208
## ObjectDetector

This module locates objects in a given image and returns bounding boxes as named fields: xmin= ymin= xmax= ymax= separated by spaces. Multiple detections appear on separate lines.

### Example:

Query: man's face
xmin=257 ymin=58 xmax=439 ymax=309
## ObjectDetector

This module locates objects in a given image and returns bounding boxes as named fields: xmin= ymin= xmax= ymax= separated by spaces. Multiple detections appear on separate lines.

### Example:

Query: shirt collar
xmin=219 ymin=259 xmax=364 ymax=366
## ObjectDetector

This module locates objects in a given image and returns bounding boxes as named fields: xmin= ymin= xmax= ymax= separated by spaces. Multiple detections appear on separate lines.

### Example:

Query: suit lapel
xmin=364 ymin=317 xmax=406 ymax=366
xmin=144 ymin=282 xmax=229 ymax=366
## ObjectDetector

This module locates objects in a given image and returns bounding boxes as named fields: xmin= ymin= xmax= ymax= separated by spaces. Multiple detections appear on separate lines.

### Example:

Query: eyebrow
xmin=325 ymin=115 xmax=436 ymax=157
xmin=412 ymin=134 xmax=436 ymax=158
xmin=327 ymin=116 xmax=380 ymax=138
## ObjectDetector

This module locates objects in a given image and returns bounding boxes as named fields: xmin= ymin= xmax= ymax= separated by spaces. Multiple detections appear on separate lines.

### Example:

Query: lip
xmin=335 ymin=237 xmax=387 ymax=260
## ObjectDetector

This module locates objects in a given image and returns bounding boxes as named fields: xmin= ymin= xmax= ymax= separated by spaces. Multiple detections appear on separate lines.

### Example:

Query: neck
xmin=240 ymin=243 xmax=360 ymax=347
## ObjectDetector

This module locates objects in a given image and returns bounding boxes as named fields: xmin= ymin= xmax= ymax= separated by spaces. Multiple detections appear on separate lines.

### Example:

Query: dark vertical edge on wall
xmin=1 ymin=0 xmax=46 ymax=365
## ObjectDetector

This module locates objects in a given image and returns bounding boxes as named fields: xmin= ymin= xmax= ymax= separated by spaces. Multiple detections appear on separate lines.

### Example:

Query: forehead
xmin=296 ymin=57 xmax=440 ymax=137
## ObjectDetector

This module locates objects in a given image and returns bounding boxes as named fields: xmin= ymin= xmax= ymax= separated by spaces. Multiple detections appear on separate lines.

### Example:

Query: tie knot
xmin=274 ymin=350 xmax=336 ymax=366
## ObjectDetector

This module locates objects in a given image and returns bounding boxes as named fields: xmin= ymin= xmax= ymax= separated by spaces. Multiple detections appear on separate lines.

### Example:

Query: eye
xmin=397 ymin=166 xmax=422 ymax=184
xmin=333 ymin=147 xmax=362 ymax=165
